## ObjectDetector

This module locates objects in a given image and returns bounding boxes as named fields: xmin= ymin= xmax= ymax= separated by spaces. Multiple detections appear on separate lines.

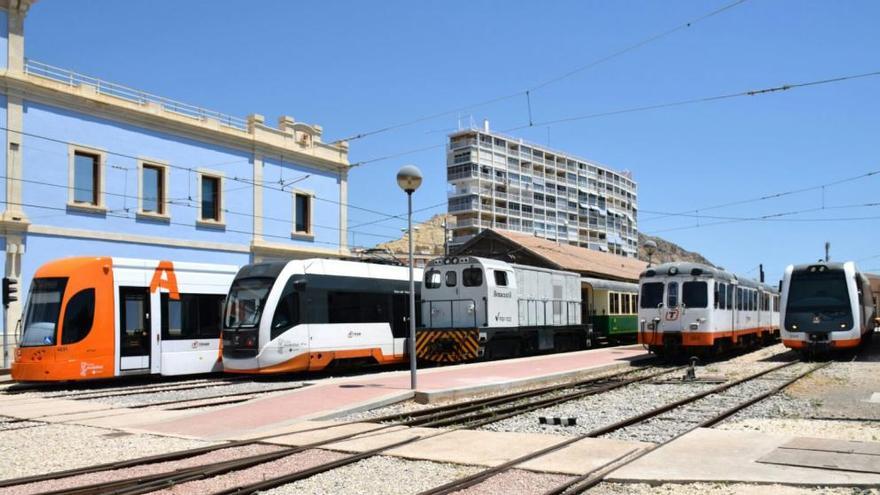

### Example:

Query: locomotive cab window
xmin=682 ymin=281 xmax=707 ymax=308
xmin=463 ymin=267 xmax=483 ymax=287
xmin=445 ymin=271 xmax=457 ymax=287
xmin=640 ymin=282 xmax=664 ymax=309
xmin=425 ymin=270 xmax=441 ymax=289
xmin=716 ymin=284 xmax=726 ymax=310
xmin=61 ymin=288 xmax=96 ymax=345
xmin=493 ymin=270 xmax=509 ymax=287
xmin=666 ymin=281 xmax=679 ymax=308
xmin=20 ymin=278 xmax=68 ymax=347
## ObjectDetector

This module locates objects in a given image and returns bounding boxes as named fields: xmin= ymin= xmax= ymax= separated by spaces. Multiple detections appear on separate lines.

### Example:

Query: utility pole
xmin=825 ymin=241 xmax=831 ymax=262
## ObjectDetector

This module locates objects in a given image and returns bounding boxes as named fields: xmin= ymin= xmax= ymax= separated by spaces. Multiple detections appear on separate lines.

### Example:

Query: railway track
xmin=0 ymin=365 xmax=665 ymax=494
xmin=1 ymin=359 xmax=825 ymax=495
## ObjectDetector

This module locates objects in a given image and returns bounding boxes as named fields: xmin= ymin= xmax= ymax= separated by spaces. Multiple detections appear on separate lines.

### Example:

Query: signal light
xmin=2 ymin=277 xmax=18 ymax=307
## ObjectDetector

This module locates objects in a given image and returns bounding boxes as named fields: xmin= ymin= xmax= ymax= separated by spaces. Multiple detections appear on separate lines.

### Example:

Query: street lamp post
xmin=644 ymin=239 xmax=657 ymax=267
xmin=397 ymin=165 xmax=423 ymax=390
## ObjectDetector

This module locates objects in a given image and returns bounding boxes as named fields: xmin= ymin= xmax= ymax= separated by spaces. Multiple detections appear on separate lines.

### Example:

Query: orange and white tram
xmin=221 ymin=259 xmax=420 ymax=374
xmin=780 ymin=261 xmax=878 ymax=355
xmin=638 ymin=262 xmax=780 ymax=356
xmin=11 ymin=257 xmax=237 ymax=382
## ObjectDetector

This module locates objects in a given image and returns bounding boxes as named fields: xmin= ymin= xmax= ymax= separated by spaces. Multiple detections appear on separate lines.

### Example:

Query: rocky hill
xmin=374 ymin=214 xmax=714 ymax=266
xmin=637 ymin=233 xmax=714 ymax=266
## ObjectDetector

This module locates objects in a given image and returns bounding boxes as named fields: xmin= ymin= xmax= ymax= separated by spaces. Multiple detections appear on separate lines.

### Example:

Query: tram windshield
xmin=20 ymin=278 xmax=68 ymax=347
xmin=786 ymin=269 xmax=851 ymax=314
xmin=224 ymin=277 xmax=273 ymax=329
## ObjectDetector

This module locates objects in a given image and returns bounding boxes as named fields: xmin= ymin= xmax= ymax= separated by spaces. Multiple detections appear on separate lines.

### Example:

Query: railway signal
xmin=2 ymin=277 xmax=17 ymax=308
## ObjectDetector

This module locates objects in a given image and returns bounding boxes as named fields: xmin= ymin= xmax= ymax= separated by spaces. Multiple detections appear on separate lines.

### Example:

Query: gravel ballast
xmin=6 ymin=443 xmax=282 ymax=495
xmin=591 ymin=482 xmax=880 ymax=495
xmin=0 ymin=424 xmax=215 ymax=481
xmin=147 ymin=448 xmax=348 ymax=494
xmin=449 ymin=469 xmax=573 ymax=495
xmin=263 ymin=455 xmax=482 ymax=495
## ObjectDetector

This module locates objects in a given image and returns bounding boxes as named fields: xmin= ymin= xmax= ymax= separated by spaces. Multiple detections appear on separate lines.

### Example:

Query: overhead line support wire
xmin=332 ymin=0 xmax=751 ymax=144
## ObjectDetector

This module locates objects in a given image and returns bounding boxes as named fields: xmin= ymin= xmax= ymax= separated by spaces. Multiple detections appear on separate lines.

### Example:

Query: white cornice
xmin=0 ymin=69 xmax=350 ymax=174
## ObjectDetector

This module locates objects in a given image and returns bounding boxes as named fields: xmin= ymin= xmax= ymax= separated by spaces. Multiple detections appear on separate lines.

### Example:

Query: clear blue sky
xmin=24 ymin=0 xmax=880 ymax=283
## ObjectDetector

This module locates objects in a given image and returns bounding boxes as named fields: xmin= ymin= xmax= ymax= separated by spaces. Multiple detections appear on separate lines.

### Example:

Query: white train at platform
xmin=221 ymin=259 xmax=419 ymax=374
xmin=780 ymin=261 xmax=879 ymax=357
xmin=416 ymin=256 xmax=593 ymax=363
xmin=637 ymin=262 xmax=780 ymax=357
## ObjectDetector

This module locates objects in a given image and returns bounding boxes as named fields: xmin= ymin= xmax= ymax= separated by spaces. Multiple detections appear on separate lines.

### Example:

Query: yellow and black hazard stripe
xmin=416 ymin=329 xmax=480 ymax=364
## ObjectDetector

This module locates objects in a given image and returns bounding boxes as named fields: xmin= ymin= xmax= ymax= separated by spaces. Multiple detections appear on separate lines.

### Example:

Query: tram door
xmin=119 ymin=287 xmax=152 ymax=372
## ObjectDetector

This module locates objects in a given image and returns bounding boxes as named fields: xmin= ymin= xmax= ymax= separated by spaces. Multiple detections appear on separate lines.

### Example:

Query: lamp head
xmin=397 ymin=165 xmax=423 ymax=193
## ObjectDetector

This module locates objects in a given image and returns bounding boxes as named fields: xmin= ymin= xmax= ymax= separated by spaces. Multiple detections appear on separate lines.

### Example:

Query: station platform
xmin=134 ymin=345 xmax=649 ymax=440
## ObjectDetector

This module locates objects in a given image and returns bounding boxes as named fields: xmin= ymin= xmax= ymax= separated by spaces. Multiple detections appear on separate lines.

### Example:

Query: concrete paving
xmin=608 ymin=428 xmax=880 ymax=486
xmin=252 ymin=420 xmax=650 ymax=476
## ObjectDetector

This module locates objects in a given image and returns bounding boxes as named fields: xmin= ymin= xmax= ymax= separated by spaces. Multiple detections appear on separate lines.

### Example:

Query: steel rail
xmin=371 ymin=363 xmax=668 ymax=425
xmin=417 ymin=369 xmax=673 ymax=429
xmin=416 ymin=360 xmax=799 ymax=495
xmin=543 ymin=361 xmax=831 ymax=495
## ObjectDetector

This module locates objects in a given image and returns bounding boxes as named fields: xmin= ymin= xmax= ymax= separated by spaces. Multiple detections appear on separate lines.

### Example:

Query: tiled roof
xmin=485 ymin=229 xmax=647 ymax=282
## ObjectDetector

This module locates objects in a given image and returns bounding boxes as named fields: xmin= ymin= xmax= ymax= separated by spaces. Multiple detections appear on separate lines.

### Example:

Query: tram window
xmin=61 ymin=289 xmax=95 ymax=345
xmin=20 ymin=278 xmax=68 ymax=347
xmin=445 ymin=271 xmax=457 ymax=287
xmin=633 ymin=294 xmax=638 ymax=310
xmin=271 ymin=290 xmax=300 ymax=340
xmin=622 ymin=293 xmax=631 ymax=314
xmin=493 ymin=270 xmax=509 ymax=287
xmin=162 ymin=293 xmax=225 ymax=340
xmin=716 ymin=284 xmax=725 ymax=310
xmin=463 ymin=268 xmax=483 ymax=287
xmin=328 ymin=291 xmax=391 ymax=324
xmin=682 ymin=281 xmax=708 ymax=308
xmin=610 ymin=293 xmax=619 ymax=314
xmin=752 ymin=291 xmax=758 ymax=311
xmin=735 ymin=288 xmax=743 ymax=310
xmin=667 ymin=282 xmax=679 ymax=308
xmin=726 ymin=285 xmax=734 ymax=309
xmin=425 ymin=270 xmax=441 ymax=289
xmin=640 ymin=283 xmax=663 ymax=309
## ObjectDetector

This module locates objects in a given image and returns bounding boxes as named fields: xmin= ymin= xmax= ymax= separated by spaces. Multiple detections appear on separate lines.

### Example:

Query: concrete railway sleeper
xmin=415 ymin=360 xmax=802 ymax=495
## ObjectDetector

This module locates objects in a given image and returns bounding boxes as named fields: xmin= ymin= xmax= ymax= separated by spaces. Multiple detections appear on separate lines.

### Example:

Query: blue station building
xmin=0 ymin=0 xmax=352 ymax=365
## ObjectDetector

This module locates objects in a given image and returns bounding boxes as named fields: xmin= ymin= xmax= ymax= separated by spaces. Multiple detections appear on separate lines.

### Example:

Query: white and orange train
xmin=221 ymin=259 xmax=421 ymax=374
xmin=638 ymin=262 xmax=780 ymax=356
xmin=780 ymin=261 xmax=878 ymax=356
xmin=12 ymin=257 xmax=237 ymax=382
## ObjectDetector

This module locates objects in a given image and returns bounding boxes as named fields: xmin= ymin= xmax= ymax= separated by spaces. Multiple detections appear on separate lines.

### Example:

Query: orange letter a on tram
xmin=149 ymin=261 xmax=180 ymax=300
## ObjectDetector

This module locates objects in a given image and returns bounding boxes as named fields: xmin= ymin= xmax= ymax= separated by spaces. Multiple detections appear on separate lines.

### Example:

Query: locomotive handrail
xmin=420 ymin=298 xmax=478 ymax=329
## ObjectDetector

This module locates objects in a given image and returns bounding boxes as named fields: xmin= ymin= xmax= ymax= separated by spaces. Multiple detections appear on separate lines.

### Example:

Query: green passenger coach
xmin=581 ymin=278 xmax=639 ymax=343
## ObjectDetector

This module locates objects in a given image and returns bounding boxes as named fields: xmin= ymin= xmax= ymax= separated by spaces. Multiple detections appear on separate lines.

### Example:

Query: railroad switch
xmin=539 ymin=416 xmax=577 ymax=426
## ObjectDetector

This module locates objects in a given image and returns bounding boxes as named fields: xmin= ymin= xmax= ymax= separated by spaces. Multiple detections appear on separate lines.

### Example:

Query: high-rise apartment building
xmin=447 ymin=123 xmax=638 ymax=257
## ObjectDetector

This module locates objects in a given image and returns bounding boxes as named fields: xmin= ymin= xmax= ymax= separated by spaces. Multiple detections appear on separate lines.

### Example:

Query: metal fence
xmin=25 ymin=59 xmax=249 ymax=131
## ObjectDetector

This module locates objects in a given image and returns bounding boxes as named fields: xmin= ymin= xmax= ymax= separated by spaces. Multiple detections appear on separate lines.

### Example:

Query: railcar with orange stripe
xmin=780 ymin=261 xmax=877 ymax=357
xmin=638 ymin=262 xmax=780 ymax=357
xmin=11 ymin=257 xmax=237 ymax=382
xmin=417 ymin=256 xmax=592 ymax=364
xmin=221 ymin=259 xmax=421 ymax=374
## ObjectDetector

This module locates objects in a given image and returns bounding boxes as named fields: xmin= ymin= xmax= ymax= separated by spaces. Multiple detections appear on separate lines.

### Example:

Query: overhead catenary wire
xmin=332 ymin=0 xmax=751 ymax=144
xmin=351 ymin=69 xmax=880 ymax=167
xmin=0 ymin=124 xmax=428 ymax=224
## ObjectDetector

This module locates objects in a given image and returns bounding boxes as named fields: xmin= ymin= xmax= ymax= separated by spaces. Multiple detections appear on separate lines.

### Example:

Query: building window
xmin=200 ymin=174 xmax=222 ymax=222
xmin=140 ymin=163 xmax=167 ymax=216
xmin=73 ymin=150 xmax=100 ymax=206
xmin=293 ymin=191 xmax=313 ymax=235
